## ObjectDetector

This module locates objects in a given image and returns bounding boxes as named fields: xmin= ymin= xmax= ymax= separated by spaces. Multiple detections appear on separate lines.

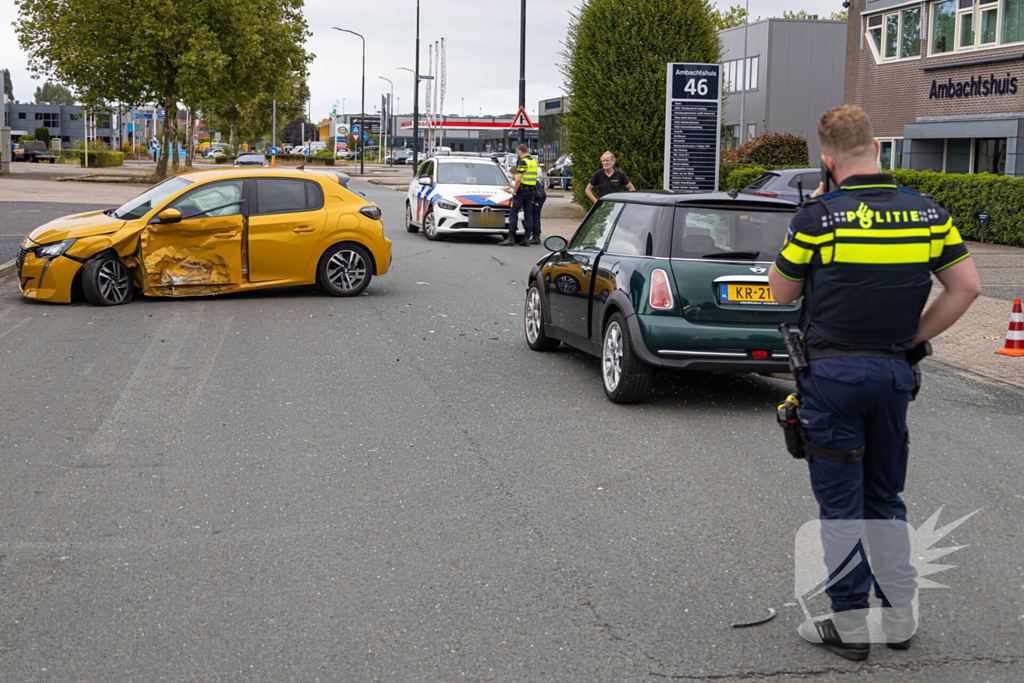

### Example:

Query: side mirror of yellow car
xmin=151 ymin=208 xmax=182 ymax=225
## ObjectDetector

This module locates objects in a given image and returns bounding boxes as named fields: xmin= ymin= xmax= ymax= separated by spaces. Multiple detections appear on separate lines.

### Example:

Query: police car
xmin=404 ymin=154 xmax=513 ymax=241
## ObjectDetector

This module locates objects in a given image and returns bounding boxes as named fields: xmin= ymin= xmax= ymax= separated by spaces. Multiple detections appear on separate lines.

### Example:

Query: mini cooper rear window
xmin=672 ymin=207 xmax=792 ymax=260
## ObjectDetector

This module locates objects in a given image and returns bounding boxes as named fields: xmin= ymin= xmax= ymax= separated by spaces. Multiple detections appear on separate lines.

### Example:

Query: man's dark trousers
xmin=528 ymin=186 xmax=546 ymax=239
xmin=508 ymin=188 xmax=535 ymax=241
xmin=798 ymin=356 xmax=918 ymax=613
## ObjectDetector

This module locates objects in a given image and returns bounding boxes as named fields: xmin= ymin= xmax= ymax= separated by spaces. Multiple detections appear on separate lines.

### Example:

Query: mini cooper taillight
xmin=360 ymin=206 xmax=382 ymax=221
xmin=650 ymin=269 xmax=674 ymax=310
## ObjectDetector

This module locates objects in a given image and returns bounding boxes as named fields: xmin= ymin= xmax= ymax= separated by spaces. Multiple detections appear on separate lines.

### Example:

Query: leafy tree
xmin=562 ymin=0 xmax=720 ymax=206
xmin=782 ymin=10 xmax=849 ymax=21
xmin=34 ymin=126 xmax=51 ymax=145
xmin=282 ymin=116 xmax=309 ymax=146
xmin=714 ymin=4 xmax=760 ymax=30
xmin=2 ymin=69 xmax=12 ymax=100
xmin=16 ymin=0 xmax=311 ymax=179
xmin=34 ymin=80 xmax=75 ymax=105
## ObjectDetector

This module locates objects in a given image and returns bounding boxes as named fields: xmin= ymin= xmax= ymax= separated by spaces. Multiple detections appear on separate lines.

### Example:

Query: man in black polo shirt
xmin=584 ymin=151 xmax=636 ymax=202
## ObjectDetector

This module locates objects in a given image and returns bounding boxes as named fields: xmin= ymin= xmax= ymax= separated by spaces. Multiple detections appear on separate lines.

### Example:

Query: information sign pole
xmin=663 ymin=62 xmax=722 ymax=193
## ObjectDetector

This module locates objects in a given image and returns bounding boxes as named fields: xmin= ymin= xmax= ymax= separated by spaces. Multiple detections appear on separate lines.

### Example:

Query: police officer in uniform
xmin=498 ymin=143 xmax=539 ymax=246
xmin=769 ymin=105 xmax=981 ymax=661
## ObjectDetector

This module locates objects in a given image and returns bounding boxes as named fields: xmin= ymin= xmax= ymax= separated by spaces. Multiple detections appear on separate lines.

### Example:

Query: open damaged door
xmin=140 ymin=179 xmax=245 ymax=292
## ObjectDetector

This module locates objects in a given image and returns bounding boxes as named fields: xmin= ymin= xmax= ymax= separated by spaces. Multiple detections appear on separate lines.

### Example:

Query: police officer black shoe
xmin=882 ymin=604 xmax=916 ymax=650
xmin=797 ymin=614 xmax=870 ymax=662
xmin=497 ymin=237 xmax=516 ymax=246
xmin=529 ymin=235 xmax=541 ymax=245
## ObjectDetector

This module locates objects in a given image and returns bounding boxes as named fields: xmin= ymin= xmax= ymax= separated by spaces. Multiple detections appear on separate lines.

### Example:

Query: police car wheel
xmin=422 ymin=210 xmax=447 ymax=242
xmin=602 ymin=312 xmax=653 ymax=404
xmin=524 ymin=284 xmax=559 ymax=352
xmin=405 ymin=203 xmax=418 ymax=233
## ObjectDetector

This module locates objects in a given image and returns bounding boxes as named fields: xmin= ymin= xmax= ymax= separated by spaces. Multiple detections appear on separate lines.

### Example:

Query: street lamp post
xmin=518 ymin=0 xmax=527 ymax=146
xmin=334 ymin=27 xmax=366 ymax=174
xmin=379 ymin=76 xmax=393 ymax=161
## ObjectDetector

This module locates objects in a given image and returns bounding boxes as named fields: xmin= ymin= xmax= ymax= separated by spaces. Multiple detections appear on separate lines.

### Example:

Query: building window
xmin=866 ymin=7 xmax=922 ymax=62
xmin=747 ymin=123 xmax=756 ymax=141
xmin=722 ymin=56 xmax=759 ymax=93
xmin=878 ymin=138 xmax=905 ymax=171
xmin=18 ymin=112 xmax=26 ymax=119
xmin=1004 ymin=0 xmax=1024 ymax=43
xmin=975 ymin=138 xmax=1006 ymax=173
xmin=929 ymin=0 xmax=1021 ymax=53
xmin=945 ymin=138 xmax=972 ymax=173
xmin=933 ymin=1 xmax=958 ymax=53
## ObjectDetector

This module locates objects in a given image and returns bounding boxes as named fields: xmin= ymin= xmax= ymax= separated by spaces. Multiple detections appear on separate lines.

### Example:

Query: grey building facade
xmin=3 ymin=103 xmax=123 ymax=147
xmin=719 ymin=18 xmax=848 ymax=163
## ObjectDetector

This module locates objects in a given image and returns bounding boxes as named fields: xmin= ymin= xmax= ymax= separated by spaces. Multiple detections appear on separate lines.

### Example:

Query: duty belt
xmin=806 ymin=347 xmax=906 ymax=361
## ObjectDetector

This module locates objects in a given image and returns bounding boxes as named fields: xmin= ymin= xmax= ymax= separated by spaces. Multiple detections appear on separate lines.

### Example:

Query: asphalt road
xmin=0 ymin=180 xmax=1021 ymax=682
xmin=1 ymin=202 xmax=115 ymax=263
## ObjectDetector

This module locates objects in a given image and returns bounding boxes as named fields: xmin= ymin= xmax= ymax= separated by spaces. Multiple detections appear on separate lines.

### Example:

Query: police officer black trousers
xmin=799 ymin=356 xmax=918 ymax=613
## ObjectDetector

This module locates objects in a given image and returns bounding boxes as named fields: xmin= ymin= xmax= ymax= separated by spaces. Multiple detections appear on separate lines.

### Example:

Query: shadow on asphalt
xmin=555 ymin=345 xmax=788 ymax=409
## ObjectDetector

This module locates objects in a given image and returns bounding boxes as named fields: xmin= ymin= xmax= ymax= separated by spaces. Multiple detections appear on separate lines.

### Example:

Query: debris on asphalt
xmin=731 ymin=607 xmax=776 ymax=628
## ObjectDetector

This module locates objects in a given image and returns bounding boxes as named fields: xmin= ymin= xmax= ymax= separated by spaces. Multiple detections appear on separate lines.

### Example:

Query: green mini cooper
xmin=523 ymin=192 xmax=801 ymax=403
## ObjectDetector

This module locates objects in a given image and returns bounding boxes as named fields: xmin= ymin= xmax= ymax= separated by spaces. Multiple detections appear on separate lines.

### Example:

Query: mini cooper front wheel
xmin=422 ymin=210 xmax=447 ymax=241
xmin=405 ymin=203 xmax=418 ymax=233
xmin=82 ymin=254 xmax=134 ymax=306
xmin=602 ymin=312 xmax=653 ymax=404
xmin=524 ymin=284 xmax=559 ymax=351
xmin=318 ymin=243 xmax=373 ymax=297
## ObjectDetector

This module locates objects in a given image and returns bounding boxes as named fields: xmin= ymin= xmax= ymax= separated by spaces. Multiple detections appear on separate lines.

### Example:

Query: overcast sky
xmin=2 ymin=0 xmax=840 ymax=119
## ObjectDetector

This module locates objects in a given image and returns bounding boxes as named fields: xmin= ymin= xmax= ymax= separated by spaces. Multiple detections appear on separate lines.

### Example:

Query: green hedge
xmin=722 ymin=132 xmax=809 ymax=167
xmin=60 ymin=149 xmax=124 ymax=167
xmin=893 ymin=169 xmax=1024 ymax=246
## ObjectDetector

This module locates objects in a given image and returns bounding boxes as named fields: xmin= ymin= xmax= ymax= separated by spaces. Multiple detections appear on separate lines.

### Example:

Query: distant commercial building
xmin=719 ymin=18 xmax=848 ymax=162
xmin=390 ymin=114 xmax=538 ymax=154
xmin=538 ymin=96 xmax=568 ymax=164
xmin=846 ymin=0 xmax=1024 ymax=176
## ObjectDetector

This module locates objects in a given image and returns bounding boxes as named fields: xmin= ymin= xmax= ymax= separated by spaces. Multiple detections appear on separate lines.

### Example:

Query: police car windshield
xmin=671 ymin=207 xmax=792 ymax=260
xmin=437 ymin=163 xmax=507 ymax=186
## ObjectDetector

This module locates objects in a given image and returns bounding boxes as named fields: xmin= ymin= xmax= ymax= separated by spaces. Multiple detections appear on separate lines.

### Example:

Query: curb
xmin=925 ymin=356 xmax=1024 ymax=394
xmin=0 ymin=258 xmax=15 ymax=280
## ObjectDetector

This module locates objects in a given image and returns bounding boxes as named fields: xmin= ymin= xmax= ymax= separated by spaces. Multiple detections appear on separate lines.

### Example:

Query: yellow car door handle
xmin=292 ymin=226 xmax=315 ymax=233
xmin=214 ymin=231 xmax=237 ymax=239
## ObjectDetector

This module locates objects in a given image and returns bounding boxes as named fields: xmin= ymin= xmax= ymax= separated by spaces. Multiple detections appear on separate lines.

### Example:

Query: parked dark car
xmin=740 ymin=168 xmax=820 ymax=204
xmin=523 ymin=192 xmax=801 ymax=403
xmin=389 ymin=150 xmax=413 ymax=165
xmin=234 ymin=153 xmax=269 ymax=167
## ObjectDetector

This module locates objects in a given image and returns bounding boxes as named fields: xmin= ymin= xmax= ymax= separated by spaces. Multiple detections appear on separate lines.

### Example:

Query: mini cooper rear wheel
xmin=422 ymin=210 xmax=447 ymax=241
xmin=405 ymin=203 xmax=418 ymax=233
xmin=318 ymin=243 xmax=373 ymax=297
xmin=82 ymin=254 xmax=134 ymax=306
xmin=524 ymin=284 xmax=559 ymax=351
xmin=602 ymin=312 xmax=653 ymax=404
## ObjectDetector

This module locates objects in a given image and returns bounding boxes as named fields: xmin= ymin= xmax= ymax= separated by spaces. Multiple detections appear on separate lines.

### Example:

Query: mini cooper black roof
xmin=599 ymin=190 xmax=799 ymax=210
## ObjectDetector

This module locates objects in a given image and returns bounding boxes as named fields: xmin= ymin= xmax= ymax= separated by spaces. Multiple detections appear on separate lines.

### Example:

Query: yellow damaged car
xmin=16 ymin=168 xmax=392 ymax=305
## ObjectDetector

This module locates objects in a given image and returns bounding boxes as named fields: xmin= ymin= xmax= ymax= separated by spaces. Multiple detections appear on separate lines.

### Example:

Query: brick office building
xmin=846 ymin=0 xmax=1024 ymax=176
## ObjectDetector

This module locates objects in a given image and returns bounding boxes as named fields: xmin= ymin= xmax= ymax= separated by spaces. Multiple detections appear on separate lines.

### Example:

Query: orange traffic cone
xmin=996 ymin=298 xmax=1024 ymax=357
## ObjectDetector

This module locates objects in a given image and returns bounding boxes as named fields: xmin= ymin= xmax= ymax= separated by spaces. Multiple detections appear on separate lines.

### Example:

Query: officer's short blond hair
xmin=817 ymin=105 xmax=875 ymax=162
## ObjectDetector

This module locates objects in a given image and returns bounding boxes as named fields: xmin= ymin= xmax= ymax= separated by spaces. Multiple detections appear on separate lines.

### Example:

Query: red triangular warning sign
xmin=510 ymin=106 xmax=533 ymax=129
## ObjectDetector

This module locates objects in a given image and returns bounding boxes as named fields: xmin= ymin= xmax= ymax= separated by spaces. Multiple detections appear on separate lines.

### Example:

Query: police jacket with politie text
xmin=773 ymin=173 xmax=970 ymax=352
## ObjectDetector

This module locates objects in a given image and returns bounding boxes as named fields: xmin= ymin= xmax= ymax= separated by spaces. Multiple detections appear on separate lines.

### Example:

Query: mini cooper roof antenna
xmin=727 ymin=177 xmax=740 ymax=200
